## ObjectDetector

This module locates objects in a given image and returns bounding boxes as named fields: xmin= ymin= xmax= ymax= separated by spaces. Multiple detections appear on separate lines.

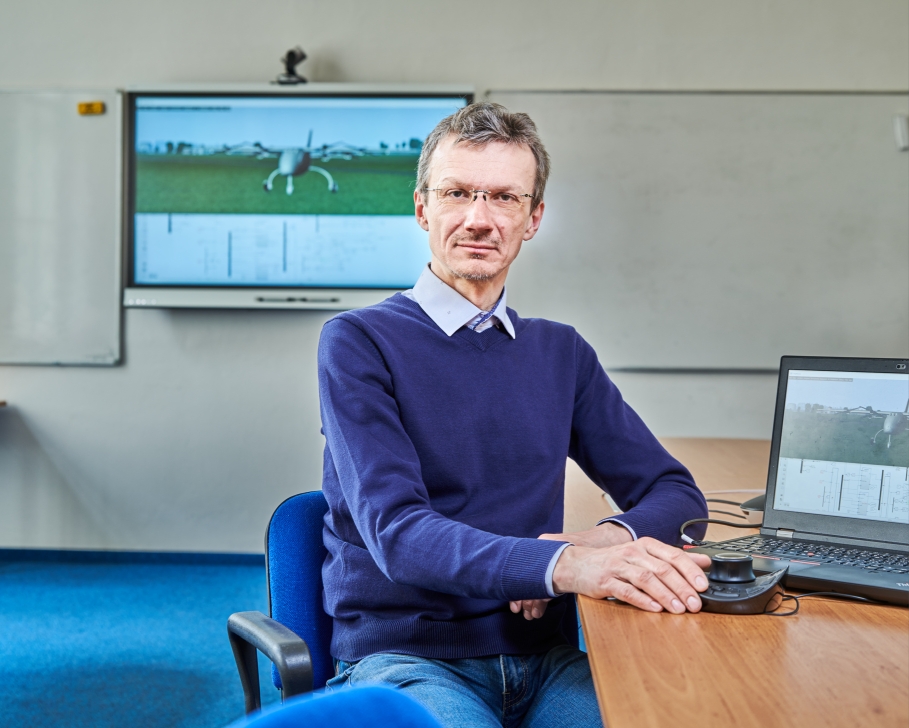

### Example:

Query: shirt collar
xmin=405 ymin=264 xmax=516 ymax=339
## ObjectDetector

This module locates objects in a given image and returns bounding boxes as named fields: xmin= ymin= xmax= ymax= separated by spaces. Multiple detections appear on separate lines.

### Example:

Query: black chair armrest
xmin=227 ymin=610 xmax=315 ymax=714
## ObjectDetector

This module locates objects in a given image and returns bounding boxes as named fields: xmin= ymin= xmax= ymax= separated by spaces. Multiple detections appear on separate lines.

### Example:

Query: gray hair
xmin=416 ymin=102 xmax=550 ymax=210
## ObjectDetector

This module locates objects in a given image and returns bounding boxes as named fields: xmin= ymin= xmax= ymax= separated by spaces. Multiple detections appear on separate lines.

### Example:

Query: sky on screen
xmin=135 ymin=96 xmax=466 ymax=150
xmin=786 ymin=373 xmax=909 ymax=412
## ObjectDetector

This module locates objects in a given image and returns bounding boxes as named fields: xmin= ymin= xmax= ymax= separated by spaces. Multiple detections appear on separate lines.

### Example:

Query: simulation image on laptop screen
xmin=131 ymin=95 xmax=467 ymax=288
xmin=773 ymin=370 xmax=909 ymax=524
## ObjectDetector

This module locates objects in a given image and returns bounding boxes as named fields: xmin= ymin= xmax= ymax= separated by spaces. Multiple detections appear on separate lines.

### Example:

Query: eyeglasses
xmin=424 ymin=186 xmax=534 ymax=212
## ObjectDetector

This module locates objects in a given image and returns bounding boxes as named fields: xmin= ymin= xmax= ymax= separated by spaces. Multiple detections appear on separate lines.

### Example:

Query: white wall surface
xmin=0 ymin=0 xmax=906 ymax=551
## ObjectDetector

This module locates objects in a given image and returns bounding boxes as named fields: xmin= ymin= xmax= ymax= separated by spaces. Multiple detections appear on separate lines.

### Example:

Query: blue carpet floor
xmin=0 ymin=553 xmax=281 ymax=728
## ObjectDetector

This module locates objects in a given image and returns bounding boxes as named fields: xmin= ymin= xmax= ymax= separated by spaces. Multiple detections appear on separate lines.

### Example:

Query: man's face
xmin=414 ymin=136 xmax=544 ymax=284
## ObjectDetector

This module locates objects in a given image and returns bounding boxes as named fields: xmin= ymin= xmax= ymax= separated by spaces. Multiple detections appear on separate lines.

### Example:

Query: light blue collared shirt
xmin=402 ymin=264 xmax=516 ymax=338
xmin=402 ymin=264 xmax=635 ymax=597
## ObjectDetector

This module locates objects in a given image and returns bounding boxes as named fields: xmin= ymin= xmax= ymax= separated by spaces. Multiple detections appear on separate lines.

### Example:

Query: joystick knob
xmin=708 ymin=553 xmax=756 ymax=583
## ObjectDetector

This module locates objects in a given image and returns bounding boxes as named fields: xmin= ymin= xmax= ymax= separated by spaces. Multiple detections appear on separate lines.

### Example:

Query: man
xmin=317 ymin=102 xmax=710 ymax=727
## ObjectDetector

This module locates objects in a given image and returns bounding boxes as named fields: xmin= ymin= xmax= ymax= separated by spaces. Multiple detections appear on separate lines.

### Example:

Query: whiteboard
xmin=0 ymin=90 xmax=121 ymax=365
xmin=488 ymin=92 xmax=909 ymax=370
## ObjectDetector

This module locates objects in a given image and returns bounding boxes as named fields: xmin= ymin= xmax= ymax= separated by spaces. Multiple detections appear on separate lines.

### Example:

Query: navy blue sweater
xmin=318 ymin=293 xmax=707 ymax=661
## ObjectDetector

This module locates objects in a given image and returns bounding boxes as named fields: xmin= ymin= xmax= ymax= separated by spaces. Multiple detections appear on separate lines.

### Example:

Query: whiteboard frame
xmin=0 ymin=89 xmax=123 ymax=366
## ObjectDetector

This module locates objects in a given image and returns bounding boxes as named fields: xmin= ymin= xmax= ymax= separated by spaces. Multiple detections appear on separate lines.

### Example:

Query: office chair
xmin=227 ymin=490 xmax=582 ymax=715
xmin=227 ymin=490 xmax=334 ymax=714
xmin=224 ymin=685 xmax=444 ymax=728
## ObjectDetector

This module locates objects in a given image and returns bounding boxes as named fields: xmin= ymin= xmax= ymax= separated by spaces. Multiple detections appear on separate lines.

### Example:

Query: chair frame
xmin=227 ymin=610 xmax=314 ymax=713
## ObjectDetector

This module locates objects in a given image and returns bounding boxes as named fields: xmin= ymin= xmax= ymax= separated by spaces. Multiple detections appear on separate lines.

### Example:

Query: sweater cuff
xmin=544 ymin=543 xmax=572 ymax=597
xmin=501 ymin=538 xmax=568 ymax=601
xmin=595 ymin=517 xmax=638 ymax=541
xmin=598 ymin=509 xmax=686 ymax=546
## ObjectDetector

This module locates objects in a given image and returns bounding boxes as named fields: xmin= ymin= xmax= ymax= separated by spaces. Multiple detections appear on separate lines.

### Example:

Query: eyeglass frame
xmin=422 ymin=186 xmax=535 ymax=210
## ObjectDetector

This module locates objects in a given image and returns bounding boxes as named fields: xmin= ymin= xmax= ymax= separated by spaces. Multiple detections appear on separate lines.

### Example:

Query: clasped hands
xmin=509 ymin=523 xmax=711 ymax=620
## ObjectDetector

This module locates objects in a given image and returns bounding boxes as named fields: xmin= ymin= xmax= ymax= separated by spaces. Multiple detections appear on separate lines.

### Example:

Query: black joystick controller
xmin=708 ymin=553 xmax=756 ymax=583
xmin=700 ymin=553 xmax=787 ymax=615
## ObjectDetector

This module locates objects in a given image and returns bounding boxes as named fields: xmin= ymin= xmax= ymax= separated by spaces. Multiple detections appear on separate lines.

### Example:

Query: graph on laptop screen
xmin=773 ymin=370 xmax=909 ymax=524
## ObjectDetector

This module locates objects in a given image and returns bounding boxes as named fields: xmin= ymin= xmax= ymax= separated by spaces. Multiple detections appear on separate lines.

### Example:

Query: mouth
xmin=455 ymin=241 xmax=499 ymax=255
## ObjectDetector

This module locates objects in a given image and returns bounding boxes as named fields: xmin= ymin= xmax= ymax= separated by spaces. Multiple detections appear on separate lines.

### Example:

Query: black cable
xmin=680 ymin=518 xmax=760 ymax=545
xmin=705 ymin=496 xmax=753 ymax=518
xmin=794 ymin=591 xmax=877 ymax=604
xmin=707 ymin=508 xmax=748 ymax=520
xmin=765 ymin=594 xmax=799 ymax=616
xmin=763 ymin=590 xmax=881 ymax=617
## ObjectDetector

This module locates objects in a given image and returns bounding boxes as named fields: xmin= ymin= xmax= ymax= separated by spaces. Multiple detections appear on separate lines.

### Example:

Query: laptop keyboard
xmin=715 ymin=536 xmax=909 ymax=574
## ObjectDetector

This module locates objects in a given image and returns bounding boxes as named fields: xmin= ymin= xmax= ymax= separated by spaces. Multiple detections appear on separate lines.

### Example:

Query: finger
xmin=521 ymin=599 xmax=551 ymax=620
xmin=608 ymin=542 xmax=701 ymax=612
xmin=511 ymin=600 xmax=537 ymax=618
xmin=624 ymin=545 xmax=707 ymax=611
xmin=686 ymin=552 xmax=712 ymax=570
xmin=631 ymin=555 xmax=704 ymax=613
xmin=642 ymin=540 xmax=710 ymax=592
xmin=619 ymin=562 xmax=691 ymax=614
xmin=605 ymin=578 xmax=664 ymax=613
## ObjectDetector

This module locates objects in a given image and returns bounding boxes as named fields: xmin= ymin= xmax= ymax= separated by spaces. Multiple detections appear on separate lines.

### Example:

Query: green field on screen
xmin=780 ymin=410 xmax=909 ymax=468
xmin=135 ymin=153 xmax=418 ymax=215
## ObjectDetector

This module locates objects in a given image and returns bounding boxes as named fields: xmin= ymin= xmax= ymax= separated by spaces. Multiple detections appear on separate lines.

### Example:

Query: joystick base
xmin=700 ymin=567 xmax=788 ymax=615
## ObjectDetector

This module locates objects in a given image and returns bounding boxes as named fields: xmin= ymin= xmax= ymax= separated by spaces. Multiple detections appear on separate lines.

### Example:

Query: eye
xmin=494 ymin=192 xmax=519 ymax=204
xmin=445 ymin=188 xmax=470 ymax=199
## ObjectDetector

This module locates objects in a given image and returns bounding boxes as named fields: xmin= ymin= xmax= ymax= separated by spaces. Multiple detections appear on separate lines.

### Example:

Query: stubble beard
xmin=447 ymin=233 xmax=502 ymax=282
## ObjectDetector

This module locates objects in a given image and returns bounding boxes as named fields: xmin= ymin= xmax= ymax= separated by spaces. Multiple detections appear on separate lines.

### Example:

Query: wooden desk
xmin=566 ymin=438 xmax=909 ymax=728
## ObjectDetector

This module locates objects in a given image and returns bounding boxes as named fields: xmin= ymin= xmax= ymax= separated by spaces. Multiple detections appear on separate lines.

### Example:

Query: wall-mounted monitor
xmin=122 ymin=84 xmax=472 ymax=309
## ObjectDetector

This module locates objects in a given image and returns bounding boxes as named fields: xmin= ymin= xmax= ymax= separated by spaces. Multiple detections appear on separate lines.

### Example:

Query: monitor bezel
xmin=763 ymin=355 xmax=909 ymax=547
xmin=121 ymin=84 xmax=474 ymax=309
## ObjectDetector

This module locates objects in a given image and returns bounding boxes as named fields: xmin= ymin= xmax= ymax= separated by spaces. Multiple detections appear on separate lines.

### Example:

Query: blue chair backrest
xmin=266 ymin=491 xmax=334 ymax=690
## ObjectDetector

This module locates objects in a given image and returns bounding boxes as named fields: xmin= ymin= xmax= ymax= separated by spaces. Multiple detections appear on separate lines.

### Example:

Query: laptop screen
xmin=772 ymin=370 xmax=909 ymax=526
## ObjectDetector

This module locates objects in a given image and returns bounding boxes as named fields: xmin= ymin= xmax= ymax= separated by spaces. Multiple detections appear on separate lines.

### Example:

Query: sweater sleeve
xmin=318 ymin=317 xmax=564 ymax=601
xmin=568 ymin=334 xmax=708 ymax=545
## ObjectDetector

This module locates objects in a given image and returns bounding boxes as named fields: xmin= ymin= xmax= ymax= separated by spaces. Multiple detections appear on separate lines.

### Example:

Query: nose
xmin=462 ymin=193 xmax=495 ymax=233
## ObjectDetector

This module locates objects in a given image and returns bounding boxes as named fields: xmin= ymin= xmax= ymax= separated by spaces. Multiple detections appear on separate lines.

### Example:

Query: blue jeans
xmin=325 ymin=646 xmax=603 ymax=728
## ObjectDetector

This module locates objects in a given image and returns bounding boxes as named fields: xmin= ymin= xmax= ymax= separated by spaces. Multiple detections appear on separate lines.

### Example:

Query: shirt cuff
xmin=595 ymin=517 xmax=639 ymax=541
xmin=544 ymin=543 xmax=572 ymax=597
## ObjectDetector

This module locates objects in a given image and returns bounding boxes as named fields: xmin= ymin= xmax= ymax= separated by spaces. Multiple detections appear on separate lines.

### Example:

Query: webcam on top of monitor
xmin=275 ymin=46 xmax=307 ymax=85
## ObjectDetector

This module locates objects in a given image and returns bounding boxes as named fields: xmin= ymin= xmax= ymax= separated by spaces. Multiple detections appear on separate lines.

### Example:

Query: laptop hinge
xmin=776 ymin=529 xmax=795 ymax=539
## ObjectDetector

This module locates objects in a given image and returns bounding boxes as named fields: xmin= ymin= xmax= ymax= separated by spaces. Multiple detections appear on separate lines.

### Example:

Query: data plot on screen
xmin=775 ymin=457 xmax=909 ymax=524
xmin=135 ymin=213 xmax=427 ymax=287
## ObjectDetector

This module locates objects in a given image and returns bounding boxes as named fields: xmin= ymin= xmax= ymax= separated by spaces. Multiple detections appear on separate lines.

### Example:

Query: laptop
xmin=693 ymin=356 xmax=909 ymax=606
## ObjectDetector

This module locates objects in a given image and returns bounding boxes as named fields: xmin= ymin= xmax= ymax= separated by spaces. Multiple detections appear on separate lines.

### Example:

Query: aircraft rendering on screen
xmin=226 ymin=131 xmax=364 ymax=195
xmin=840 ymin=399 xmax=909 ymax=449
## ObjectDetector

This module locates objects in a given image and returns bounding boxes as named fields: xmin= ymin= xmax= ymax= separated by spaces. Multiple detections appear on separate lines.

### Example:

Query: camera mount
xmin=274 ymin=46 xmax=308 ymax=85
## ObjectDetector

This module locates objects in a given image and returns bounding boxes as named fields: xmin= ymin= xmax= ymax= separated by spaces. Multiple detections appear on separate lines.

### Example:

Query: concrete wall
xmin=1 ymin=0 xmax=907 ymax=552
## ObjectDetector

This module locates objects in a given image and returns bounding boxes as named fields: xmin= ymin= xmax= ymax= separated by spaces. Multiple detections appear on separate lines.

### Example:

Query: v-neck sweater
xmin=318 ymin=293 xmax=707 ymax=661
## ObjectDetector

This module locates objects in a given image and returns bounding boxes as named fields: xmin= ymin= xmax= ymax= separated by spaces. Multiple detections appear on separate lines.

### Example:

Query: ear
xmin=414 ymin=189 xmax=429 ymax=231
xmin=522 ymin=200 xmax=545 ymax=241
